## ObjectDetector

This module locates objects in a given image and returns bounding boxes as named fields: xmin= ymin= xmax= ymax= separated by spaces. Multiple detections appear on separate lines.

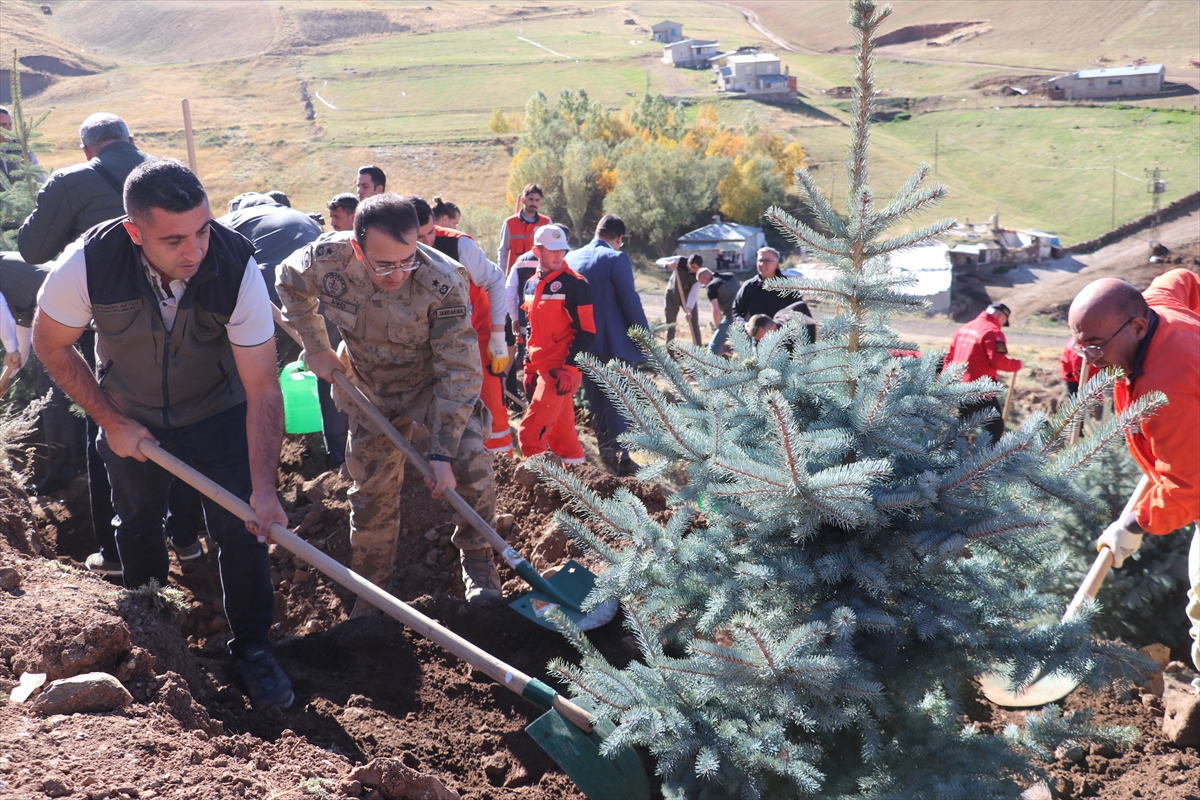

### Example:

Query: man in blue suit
xmin=568 ymin=214 xmax=649 ymax=476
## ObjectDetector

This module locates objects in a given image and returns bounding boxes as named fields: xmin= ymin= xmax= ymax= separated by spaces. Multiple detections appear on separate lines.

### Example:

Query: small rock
xmin=302 ymin=477 xmax=329 ymax=503
xmin=482 ymin=753 xmax=509 ymax=779
xmin=1162 ymin=677 xmax=1200 ymax=746
xmin=494 ymin=514 xmax=515 ymax=535
xmin=1055 ymin=743 xmax=1085 ymax=763
xmin=1165 ymin=660 xmax=1189 ymax=673
xmin=423 ymin=528 xmax=440 ymax=542
xmin=40 ymin=776 xmax=70 ymax=798
xmin=1140 ymin=643 xmax=1171 ymax=669
xmin=10 ymin=671 xmax=46 ymax=703
xmin=502 ymin=763 xmax=530 ymax=789
xmin=0 ymin=567 xmax=21 ymax=591
xmin=354 ymin=757 xmax=459 ymax=800
xmin=1020 ymin=781 xmax=1052 ymax=800
xmin=1142 ymin=693 xmax=1162 ymax=710
xmin=31 ymin=672 xmax=132 ymax=715
xmin=340 ymin=780 xmax=363 ymax=797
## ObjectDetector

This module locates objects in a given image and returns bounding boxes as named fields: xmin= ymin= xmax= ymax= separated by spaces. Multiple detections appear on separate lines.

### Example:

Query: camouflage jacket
xmin=277 ymin=233 xmax=482 ymax=459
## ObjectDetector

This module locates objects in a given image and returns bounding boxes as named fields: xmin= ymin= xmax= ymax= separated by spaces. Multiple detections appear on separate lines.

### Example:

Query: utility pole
xmin=1145 ymin=166 xmax=1168 ymax=249
xmin=1111 ymin=165 xmax=1116 ymax=231
xmin=831 ymin=174 xmax=836 ymax=209
xmin=934 ymin=130 xmax=938 ymax=175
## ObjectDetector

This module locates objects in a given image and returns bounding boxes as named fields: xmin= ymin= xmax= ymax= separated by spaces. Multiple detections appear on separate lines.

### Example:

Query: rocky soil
xmin=2 ymin=430 xmax=1198 ymax=799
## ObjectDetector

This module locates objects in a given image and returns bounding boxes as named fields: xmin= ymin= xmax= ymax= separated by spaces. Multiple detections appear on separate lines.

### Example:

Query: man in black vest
xmin=17 ymin=112 xmax=205 ymax=577
xmin=33 ymin=160 xmax=293 ymax=710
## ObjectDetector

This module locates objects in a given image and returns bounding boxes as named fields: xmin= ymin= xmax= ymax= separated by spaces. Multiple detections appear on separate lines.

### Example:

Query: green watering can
xmin=279 ymin=360 xmax=322 ymax=434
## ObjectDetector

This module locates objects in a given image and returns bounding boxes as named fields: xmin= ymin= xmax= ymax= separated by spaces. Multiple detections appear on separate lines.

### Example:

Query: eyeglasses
xmin=1071 ymin=317 xmax=1134 ymax=359
xmin=362 ymin=251 xmax=420 ymax=276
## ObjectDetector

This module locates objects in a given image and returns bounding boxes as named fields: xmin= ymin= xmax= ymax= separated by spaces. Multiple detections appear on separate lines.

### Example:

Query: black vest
xmin=0 ymin=253 xmax=49 ymax=327
xmin=83 ymin=217 xmax=256 ymax=429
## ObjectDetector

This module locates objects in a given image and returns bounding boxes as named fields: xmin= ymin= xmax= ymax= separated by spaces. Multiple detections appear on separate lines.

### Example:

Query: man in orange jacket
xmin=945 ymin=303 xmax=1023 ymax=445
xmin=517 ymin=225 xmax=595 ymax=463
xmin=498 ymin=183 xmax=551 ymax=273
xmin=1068 ymin=269 xmax=1200 ymax=669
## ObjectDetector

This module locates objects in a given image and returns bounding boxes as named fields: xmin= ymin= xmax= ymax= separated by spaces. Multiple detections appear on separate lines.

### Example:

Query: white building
xmin=662 ymin=39 xmax=720 ymax=68
xmin=789 ymin=242 xmax=952 ymax=314
xmin=1047 ymin=63 xmax=1165 ymax=100
xmin=676 ymin=220 xmax=766 ymax=269
xmin=650 ymin=21 xmax=685 ymax=44
xmin=714 ymin=53 xmax=793 ymax=96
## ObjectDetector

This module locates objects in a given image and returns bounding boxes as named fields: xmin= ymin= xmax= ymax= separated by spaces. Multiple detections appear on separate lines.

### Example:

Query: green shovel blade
xmin=526 ymin=705 xmax=651 ymax=800
xmin=508 ymin=560 xmax=618 ymax=631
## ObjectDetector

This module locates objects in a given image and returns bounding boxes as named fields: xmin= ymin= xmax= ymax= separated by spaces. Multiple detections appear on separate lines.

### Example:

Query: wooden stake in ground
xmin=1070 ymin=361 xmax=1090 ymax=445
xmin=181 ymin=99 xmax=198 ymax=175
xmin=1000 ymin=369 xmax=1019 ymax=428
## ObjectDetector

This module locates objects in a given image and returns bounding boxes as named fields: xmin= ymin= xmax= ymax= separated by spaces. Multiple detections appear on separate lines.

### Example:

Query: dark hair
xmin=354 ymin=194 xmax=418 ymax=247
xmin=358 ymin=165 xmax=386 ymax=191
xmin=676 ymin=256 xmax=688 ymax=270
xmin=595 ymin=213 xmax=625 ymax=240
xmin=266 ymin=190 xmax=290 ymax=207
xmin=431 ymin=196 xmax=460 ymax=221
xmin=124 ymin=159 xmax=206 ymax=222
xmin=327 ymin=192 xmax=358 ymax=213
xmin=689 ymin=254 xmax=703 ymax=267
xmin=747 ymin=314 xmax=777 ymax=337
xmin=521 ymin=182 xmax=543 ymax=198
xmin=406 ymin=195 xmax=432 ymax=227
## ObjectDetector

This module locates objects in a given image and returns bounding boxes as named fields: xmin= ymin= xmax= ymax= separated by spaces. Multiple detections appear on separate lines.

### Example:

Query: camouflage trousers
xmin=345 ymin=398 xmax=496 ymax=588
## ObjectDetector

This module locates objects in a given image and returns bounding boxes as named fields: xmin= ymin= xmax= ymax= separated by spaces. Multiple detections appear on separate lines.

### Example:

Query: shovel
xmin=269 ymin=304 xmax=617 ymax=632
xmin=135 ymin=438 xmax=650 ymax=800
xmin=1000 ymin=369 xmax=1018 ymax=429
xmin=981 ymin=474 xmax=1152 ymax=707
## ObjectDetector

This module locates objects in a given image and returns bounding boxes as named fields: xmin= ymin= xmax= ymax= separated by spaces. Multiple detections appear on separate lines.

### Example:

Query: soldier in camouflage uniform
xmin=276 ymin=195 xmax=501 ymax=606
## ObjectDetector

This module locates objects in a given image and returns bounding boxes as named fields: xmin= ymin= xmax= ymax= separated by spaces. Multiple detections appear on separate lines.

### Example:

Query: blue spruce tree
xmin=530 ymin=2 xmax=1166 ymax=797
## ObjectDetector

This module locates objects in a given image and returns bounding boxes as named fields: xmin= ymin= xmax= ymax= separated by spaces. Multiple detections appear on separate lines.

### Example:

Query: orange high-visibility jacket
xmin=502 ymin=212 xmax=550 ymax=271
xmin=1114 ymin=268 xmax=1200 ymax=535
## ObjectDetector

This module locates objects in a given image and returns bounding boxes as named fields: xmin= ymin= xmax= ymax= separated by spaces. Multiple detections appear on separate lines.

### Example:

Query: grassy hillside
xmin=2 ymin=0 xmax=1197 ymax=247
xmin=740 ymin=0 xmax=1200 ymax=74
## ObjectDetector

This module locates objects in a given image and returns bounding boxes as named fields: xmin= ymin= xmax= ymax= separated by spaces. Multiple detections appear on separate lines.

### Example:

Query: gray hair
xmin=79 ymin=113 xmax=130 ymax=149
xmin=757 ymin=246 xmax=780 ymax=261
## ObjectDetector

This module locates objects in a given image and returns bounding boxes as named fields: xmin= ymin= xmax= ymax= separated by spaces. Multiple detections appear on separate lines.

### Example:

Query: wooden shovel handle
xmin=1064 ymin=474 xmax=1153 ymax=621
xmin=181 ymin=99 xmax=198 ymax=175
xmin=136 ymin=438 xmax=593 ymax=734
xmin=1000 ymin=369 xmax=1018 ymax=428
xmin=0 ymin=364 xmax=16 ymax=397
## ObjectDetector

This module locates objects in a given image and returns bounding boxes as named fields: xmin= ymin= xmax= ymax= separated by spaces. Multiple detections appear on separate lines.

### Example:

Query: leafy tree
xmin=630 ymin=92 xmax=685 ymax=141
xmin=0 ymin=52 xmax=51 ymax=249
xmin=718 ymin=155 xmax=786 ymax=226
xmin=603 ymin=141 xmax=727 ymax=256
xmin=536 ymin=3 xmax=1157 ymax=797
xmin=487 ymin=108 xmax=509 ymax=135
xmin=562 ymin=138 xmax=608 ymax=244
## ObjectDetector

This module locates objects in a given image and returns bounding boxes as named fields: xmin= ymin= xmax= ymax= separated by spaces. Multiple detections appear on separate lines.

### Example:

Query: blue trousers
xmin=98 ymin=403 xmax=272 ymax=656
xmin=708 ymin=318 xmax=732 ymax=355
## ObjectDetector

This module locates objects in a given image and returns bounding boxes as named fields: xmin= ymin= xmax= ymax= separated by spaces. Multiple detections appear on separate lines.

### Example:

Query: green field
xmin=2 ymin=0 xmax=1197 ymax=244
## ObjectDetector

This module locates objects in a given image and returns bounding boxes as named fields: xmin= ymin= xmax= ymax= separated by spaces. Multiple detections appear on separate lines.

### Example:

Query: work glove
xmin=550 ymin=366 xmax=581 ymax=396
xmin=1096 ymin=510 xmax=1144 ymax=568
xmin=522 ymin=364 xmax=537 ymax=399
xmin=487 ymin=330 xmax=510 ymax=376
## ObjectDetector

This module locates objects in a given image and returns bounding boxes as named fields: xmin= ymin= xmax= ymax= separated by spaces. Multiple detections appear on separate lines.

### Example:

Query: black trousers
xmin=959 ymin=398 xmax=1005 ymax=446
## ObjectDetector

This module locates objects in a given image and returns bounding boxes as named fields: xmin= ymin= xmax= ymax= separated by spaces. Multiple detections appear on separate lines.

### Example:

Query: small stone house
xmin=1047 ymin=63 xmax=1165 ymax=100
xmin=662 ymin=39 xmax=720 ymax=68
xmin=651 ymin=21 xmax=685 ymax=44
xmin=715 ymin=53 xmax=793 ymax=96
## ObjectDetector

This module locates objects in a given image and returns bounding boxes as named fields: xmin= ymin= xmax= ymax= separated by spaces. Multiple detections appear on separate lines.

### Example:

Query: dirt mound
xmin=283 ymin=9 xmax=411 ymax=47
xmin=0 ymin=436 xmax=668 ymax=799
xmin=972 ymin=74 xmax=1052 ymax=97
xmin=876 ymin=21 xmax=989 ymax=47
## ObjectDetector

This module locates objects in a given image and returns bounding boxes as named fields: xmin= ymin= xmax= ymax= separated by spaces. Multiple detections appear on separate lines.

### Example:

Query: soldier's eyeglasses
xmin=1071 ymin=317 xmax=1134 ymax=360
xmin=363 ymin=251 xmax=420 ymax=276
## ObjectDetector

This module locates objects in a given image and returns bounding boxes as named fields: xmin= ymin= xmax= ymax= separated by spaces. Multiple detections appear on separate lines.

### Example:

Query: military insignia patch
xmin=323 ymin=296 xmax=358 ymax=315
xmin=430 ymin=279 xmax=450 ymax=296
xmin=322 ymin=272 xmax=348 ymax=297
xmin=315 ymin=243 xmax=338 ymax=259
xmin=549 ymin=281 xmax=562 ymax=292
xmin=435 ymin=305 xmax=467 ymax=319
xmin=995 ymin=341 xmax=1008 ymax=354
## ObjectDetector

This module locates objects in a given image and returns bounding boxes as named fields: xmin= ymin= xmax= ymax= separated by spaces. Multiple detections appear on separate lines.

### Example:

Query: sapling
xmin=532 ymin=2 xmax=1162 ymax=797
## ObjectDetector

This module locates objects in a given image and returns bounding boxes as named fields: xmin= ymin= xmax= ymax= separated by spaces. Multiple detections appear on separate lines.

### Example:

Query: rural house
xmin=651 ymin=21 xmax=685 ymax=44
xmin=790 ymin=241 xmax=953 ymax=315
xmin=1047 ymin=63 xmax=1165 ymax=100
xmin=662 ymin=39 xmax=720 ymax=68
xmin=676 ymin=219 xmax=765 ymax=269
xmin=713 ymin=53 xmax=795 ymax=96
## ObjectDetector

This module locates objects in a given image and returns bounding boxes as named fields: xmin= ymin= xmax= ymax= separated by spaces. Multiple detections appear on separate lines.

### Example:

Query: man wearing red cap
xmin=945 ymin=302 xmax=1022 ymax=445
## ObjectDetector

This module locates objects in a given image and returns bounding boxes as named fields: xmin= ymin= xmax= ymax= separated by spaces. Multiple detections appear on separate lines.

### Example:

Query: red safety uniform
xmin=431 ymin=227 xmax=512 ymax=453
xmin=1113 ymin=269 xmax=1200 ymax=535
xmin=945 ymin=309 xmax=1022 ymax=382
xmin=502 ymin=212 xmax=550 ymax=272
xmin=1061 ymin=340 xmax=1083 ymax=384
xmin=517 ymin=263 xmax=596 ymax=463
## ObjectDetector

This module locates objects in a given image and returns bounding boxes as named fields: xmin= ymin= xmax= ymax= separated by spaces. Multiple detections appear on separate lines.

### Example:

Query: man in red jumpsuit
xmin=1068 ymin=269 xmax=1200 ymax=670
xmin=945 ymin=303 xmax=1023 ymax=445
xmin=517 ymin=225 xmax=595 ymax=464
